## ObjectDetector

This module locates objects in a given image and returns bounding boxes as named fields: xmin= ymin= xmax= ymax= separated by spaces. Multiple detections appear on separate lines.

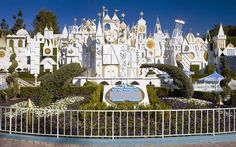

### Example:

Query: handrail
xmin=0 ymin=106 xmax=235 ymax=139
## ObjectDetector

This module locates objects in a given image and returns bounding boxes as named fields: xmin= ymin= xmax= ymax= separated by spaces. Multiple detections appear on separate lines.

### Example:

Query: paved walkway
xmin=0 ymin=138 xmax=236 ymax=147
xmin=0 ymin=133 xmax=236 ymax=147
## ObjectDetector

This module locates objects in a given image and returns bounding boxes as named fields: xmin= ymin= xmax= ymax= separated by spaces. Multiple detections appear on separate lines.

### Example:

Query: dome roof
xmin=227 ymin=43 xmax=234 ymax=48
xmin=138 ymin=18 xmax=146 ymax=25
xmin=120 ymin=22 xmax=127 ymax=30
xmin=186 ymin=32 xmax=195 ymax=43
xmin=16 ymin=29 xmax=29 ymax=36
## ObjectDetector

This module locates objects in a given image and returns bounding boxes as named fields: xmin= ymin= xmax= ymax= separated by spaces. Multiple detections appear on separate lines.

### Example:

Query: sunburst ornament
xmin=0 ymin=50 xmax=5 ymax=58
xmin=145 ymin=38 xmax=155 ymax=49
xmin=44 ymin=48 xmax=51 ymax=54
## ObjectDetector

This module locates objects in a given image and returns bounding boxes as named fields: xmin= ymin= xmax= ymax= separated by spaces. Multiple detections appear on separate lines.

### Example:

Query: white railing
xmin=0 ymin=107 xmax=235 ymax=139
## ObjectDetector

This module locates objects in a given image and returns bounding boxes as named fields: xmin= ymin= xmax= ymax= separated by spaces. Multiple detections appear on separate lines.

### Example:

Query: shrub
xmin=6 ymin=72 xmax=18 ymax=84
xmin=147 ymin=86 xmax=160 ymax=105
xmin=141 ymin=64 xmax=193 ymax=98
xmin=55 ymin=86 xmax=96 ymax=97
xmin=191 ymin=74 xmax=208 ymax=83
xmin=41 ymin=63 xmax=85 ymax=94
xmin=19 ymin=87 xmax=42 ymax=98
xmin=190 ymin=64 xmax=200 ymax=74
xmin=0 ymin=88 xmax=15 ymax=100
xmin=18 ymin=72 xmax=35 ymax=79
xmin=12 ymin=82 xmax=20 ymax=97
xmin=193 ymin=91 xmax=220 ymax=103
xmin=10 ymin=52 xmax=16 ymax=61
xmin=39 ymin=91 xmax=53 ymax=107
xmin=176 ymin=61 xmax=184 ymax=69
xmin=231 ymin=93 xmax=236 ymax=106
xmin=155 ymin=87 xmax=170 ymax=97
xmin=83 ymin=81 xmax=98 ymax=86
xmin=205 ymin=64 xmax=215 ymax=74
xmin=8 ymin=60 xmax=18 ymax=73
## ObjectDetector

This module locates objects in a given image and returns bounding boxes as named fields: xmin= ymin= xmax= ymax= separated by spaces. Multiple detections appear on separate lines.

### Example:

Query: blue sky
xmin=0 ymin=0 xmax=235 ymax=36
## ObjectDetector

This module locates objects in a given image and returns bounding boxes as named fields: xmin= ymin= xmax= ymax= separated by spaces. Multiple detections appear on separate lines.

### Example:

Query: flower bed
xmin=5 ymin=96 xmax=84 ymax=117
xmin=160 ymin=97 xmax=214 ymax=109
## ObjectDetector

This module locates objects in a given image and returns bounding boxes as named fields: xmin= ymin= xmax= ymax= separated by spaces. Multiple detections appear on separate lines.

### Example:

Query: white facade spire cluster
xmin=0 ymin=7 xmax=233 ymax=81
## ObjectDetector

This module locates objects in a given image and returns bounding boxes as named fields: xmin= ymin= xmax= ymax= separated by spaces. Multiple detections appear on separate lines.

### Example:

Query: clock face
xmin=44 ymin=48 xmax=51 ymax=54
xmin=0 ymin=50 xmax=5 ymax=58
xmin=105 ymin=30 xmax=118 ymax=43
xmin=138 ymin=25 xmax=145 ymax=33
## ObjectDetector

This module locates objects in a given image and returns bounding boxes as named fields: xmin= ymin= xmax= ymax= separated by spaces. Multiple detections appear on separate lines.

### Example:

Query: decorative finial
xmin=114 ymin=9 xmax=119 ymax=14
xmin=189 ymin=28 xmax=192 ymax=33
xmin=73 ymin=18 xmax=77 ymax=25
xmin=98 ymin=13 xmax=101 ymax=21
xmin=121 ymin=13 xmax=125 ymax=21
xmin=105 ymin=9 xmax=108 ymax=15
xmin=140 ymin=11 xmax=144 ymax=18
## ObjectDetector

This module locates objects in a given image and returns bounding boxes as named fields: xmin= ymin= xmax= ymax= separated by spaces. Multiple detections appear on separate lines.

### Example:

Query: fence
xmin=0 ymin=106 xmax=235 ymax=139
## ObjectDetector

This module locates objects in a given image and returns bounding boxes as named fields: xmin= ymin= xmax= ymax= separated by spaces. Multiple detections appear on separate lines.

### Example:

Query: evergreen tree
xmin=10 ymin=10 xmax=26 ymax=34
xmin=0 ymin=19 xmax=9 ymax=30
xmin=33 ymin=9 xmax=60 ymax=34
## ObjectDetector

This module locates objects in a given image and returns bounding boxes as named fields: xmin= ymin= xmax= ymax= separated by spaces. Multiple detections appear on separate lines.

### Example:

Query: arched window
xmin=9 ymin=40 xmax=14 ymax=48
xmin=18 ymin=40 xmax=23 ymax=47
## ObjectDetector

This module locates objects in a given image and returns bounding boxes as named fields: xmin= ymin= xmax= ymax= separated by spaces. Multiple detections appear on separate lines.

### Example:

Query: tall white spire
xmin=218 ymin=24 xmax=225 ymax=36
xmin=44 ymin=24 xmax=48 ymax=31
xmin=62 ymin=25 xmax=68 ymax=38
xmin=154 ymin=17 xmax=162 ymax=33
xmin=96 ymin=18 xmax=103 ymax=36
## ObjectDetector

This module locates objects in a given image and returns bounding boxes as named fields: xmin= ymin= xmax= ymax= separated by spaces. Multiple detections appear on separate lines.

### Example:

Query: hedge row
xmin=55 ymin=86 xmax=97 ymax=97
xmin=153 ymin=87 xmax=182 ymax=97
xmin=193 ymin=91 xmax=221 ymax=103
xmin=16 ymin=86 xmax=97 ymax=98
xmin=19 ymin=87 xmax=42 ymax=98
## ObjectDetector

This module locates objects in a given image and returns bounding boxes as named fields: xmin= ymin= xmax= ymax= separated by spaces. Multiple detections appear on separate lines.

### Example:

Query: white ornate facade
xmin=1 ymin=7 xmax=231 ymax=82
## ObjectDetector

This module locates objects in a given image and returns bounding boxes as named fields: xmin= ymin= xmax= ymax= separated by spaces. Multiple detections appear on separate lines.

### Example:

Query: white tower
xmin=95 ymin=13 xmax=103 ymax=77
xmin=213 ymin=24 xmax=226 ymax=49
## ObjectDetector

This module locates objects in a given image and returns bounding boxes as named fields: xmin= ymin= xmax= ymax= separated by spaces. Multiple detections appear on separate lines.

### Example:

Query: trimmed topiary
xmin=141 ymin=64 xmax=194 ymax=98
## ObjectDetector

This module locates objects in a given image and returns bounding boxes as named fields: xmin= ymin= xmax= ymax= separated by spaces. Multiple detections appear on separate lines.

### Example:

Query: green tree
xmin=10 ymin=10 xmax=25 ymax=34
xmin=33 ymin=9 xmax=60 ymax=34
xmin=0 ymin=19 xmax=9 ymax=32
